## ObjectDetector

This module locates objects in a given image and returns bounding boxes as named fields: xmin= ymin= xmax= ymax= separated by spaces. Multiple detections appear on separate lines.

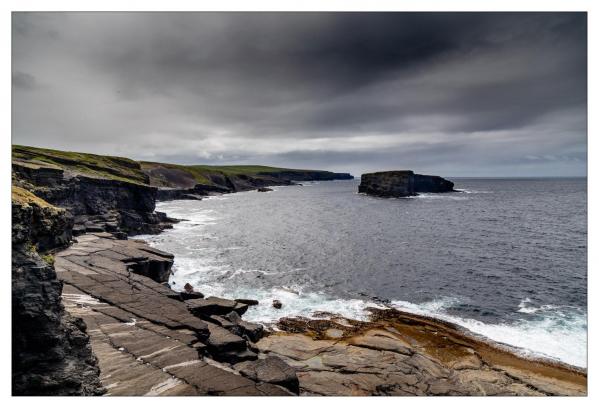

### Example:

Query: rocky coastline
xmin=11 ymin=146 xmax=586 ymax=396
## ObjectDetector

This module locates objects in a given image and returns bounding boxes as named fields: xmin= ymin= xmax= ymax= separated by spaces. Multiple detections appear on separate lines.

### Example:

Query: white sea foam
xmin=456 ymin=189 xmax=493 ymax=194
xmin=142 ymin=199 xmax=587 ymax=369
xmin=390 ymin=297 xmax=587 ymax=368
xmin=412 ymin=193 xmax=468 ymax=200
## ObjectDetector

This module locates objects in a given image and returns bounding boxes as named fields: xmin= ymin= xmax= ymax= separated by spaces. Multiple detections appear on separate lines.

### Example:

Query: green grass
xmin=14 ymin=144 xmax=335 ymax=189
xmin=42 ymin=254 xmax=55 ymax=266
xmin=12 ymin=186 xmax=55 ymax=208
xmin=186 ymin=165 xmax=296 ymax=175
xmin=12 ymin=145 xmax=148 ymax=185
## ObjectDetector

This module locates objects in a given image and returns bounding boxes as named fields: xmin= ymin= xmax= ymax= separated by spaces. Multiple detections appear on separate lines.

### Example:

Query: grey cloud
xmin=12 ymin=71 xmax=38 ymax=90
xmin=12 ymin=12 xmax=587 ymax=176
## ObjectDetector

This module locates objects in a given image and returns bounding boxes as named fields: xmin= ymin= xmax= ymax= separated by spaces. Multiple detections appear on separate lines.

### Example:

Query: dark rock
xmin=180 ymin=291 xmax=205 ymax=300
xmin=210 ymin=315 xmax=243 ymax=336
xmin=204 ymin=322 xmax=247 ymax=353
xmin=358 ymin=170 xmax=454 ymax=198
xmin=273 ymin=299 xmax=283 ymax=309
xmin=12 ymin=199 xmax=103 ymax=396
xmin=85 ymin=224 xmax=105 ymax=233
xmin=180 ymin=283 xmax=204 ymax=300
xmin=72 ymin=225 xmax=86 ymax=236
xmin=186 ymin=296 xmax=249 ymax=317
xmin=215 ymin=349 xmax=258 ymax=364
xmin=234 ymin=356 xmax=299 ymax=394
xmin=235 ymin=298 xmax=259 ymax=306
xmin=156 ymin=183 xmax=231 ymax=201
xmin=225 ymin=311 xmax=264 ymax=342
xmin=257 ymin=187 xmax=273 ymax=192
xmin=14 ymin=161 xmax=175 ymax=236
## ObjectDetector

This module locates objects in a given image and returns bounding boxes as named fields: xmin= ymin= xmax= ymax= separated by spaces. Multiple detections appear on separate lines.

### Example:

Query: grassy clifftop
xmin=13 ymin=145 xmax=351 ymax=189
xmin=140 ymin=161 xmax=323 ymax=187
xmin=12 ymin=145 xmax=149 ymax=184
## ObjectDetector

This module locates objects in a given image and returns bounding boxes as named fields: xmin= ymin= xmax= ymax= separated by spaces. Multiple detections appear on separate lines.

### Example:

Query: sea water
xmin=137 ymin=178 xmax=587 ymax=368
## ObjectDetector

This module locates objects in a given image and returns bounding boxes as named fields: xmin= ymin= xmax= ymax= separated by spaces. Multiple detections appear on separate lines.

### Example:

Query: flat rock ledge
xmin=56 ymin=233 xmax=297 ymax=396
xmin=55 ymin=233 xmax=586 ymax=396
xmin=255 ymin=314 xmax=587 ymax=396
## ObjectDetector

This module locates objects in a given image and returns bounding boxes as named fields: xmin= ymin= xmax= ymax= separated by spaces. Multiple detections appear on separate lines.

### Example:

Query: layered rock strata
xmin=13 ymin=160 xmax=176 ymax=235
xmin=255 ymin=313 xmax=586 ymax=396
xmin=358 ymin=171 xmax=455 ymax=197
xmin=12 ymin=188 xmax=104 ymax=396
xmin=54 ymin=233 xmax=299 ymax=395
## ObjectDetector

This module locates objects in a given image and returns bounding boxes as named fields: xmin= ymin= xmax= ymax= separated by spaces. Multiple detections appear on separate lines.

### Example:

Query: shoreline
xmin=148 ymin=189 xmax=587 ymax=373
xmin=53 ymin=231 xmax=587 ymax=396
xmin=256 ymin=309 xmax=587 ymax=395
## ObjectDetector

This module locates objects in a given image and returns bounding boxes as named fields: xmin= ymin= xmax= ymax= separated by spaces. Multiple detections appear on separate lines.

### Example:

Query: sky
xmin=12 ymin=12 xmax=587 ymax=177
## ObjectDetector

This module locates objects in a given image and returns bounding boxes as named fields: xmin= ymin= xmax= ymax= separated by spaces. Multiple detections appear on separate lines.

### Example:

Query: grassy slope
xmin=140 ymin=161 xmax=318 ymax=186
xmin=13 ymin=145 xmax=330 ymax=188
xmin=11 ymin=185 xmax=56 ymax=208
xmin=12 ymin=145 xmax=149 ymax=184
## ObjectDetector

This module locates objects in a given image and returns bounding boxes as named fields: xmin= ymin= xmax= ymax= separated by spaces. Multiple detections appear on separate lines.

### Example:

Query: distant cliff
xmin=12 ymin=145 xmax=353 ymax=200
xmin=358 ymin=171 xmax=455 ymax=197
xmin=141 ymin=162 xmax=353 ymax=197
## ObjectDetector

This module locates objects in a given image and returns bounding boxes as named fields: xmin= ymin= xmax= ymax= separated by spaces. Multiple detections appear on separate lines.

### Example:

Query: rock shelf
xmin=55 ymin=233 xmax=298 ymax=395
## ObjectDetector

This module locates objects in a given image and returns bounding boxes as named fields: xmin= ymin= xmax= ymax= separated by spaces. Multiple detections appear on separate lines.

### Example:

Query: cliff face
xmin=12 ymin=188 xmax=103 ymax=395
xmin=149 ymin=164 xmax=354 ymax=200
xmin=358 ymin=171 xmax=455 ymax=197
xmin=13 ymin=161 xmax=174 ymax=236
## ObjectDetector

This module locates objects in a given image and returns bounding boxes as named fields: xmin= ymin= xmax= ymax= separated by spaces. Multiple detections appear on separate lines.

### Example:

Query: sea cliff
xmin=12 ymin=187 xmax=104 ymax=395
xmin=359 ymin=170 xmax=455 ymax=197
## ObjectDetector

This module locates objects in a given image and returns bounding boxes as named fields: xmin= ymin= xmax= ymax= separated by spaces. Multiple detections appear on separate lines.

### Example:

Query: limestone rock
xmin=235 ymin=356 xmax=300 ymax=394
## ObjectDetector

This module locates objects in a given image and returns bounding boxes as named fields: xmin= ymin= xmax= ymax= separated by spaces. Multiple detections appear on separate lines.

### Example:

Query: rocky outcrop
xmin=358 ymin=170 xmax=455 ymax=197
xmin=257 ymin=312 xmax=587 ymax=396
xmin=144 ymin=163 xmax=353 ymax=196
xmin=12 ymin=189 xmax=103 ymax=396
xmin=13 ymin=161 xmax=175 ymax=235
xmin=156 ymin=183 xmax=231 ymax=201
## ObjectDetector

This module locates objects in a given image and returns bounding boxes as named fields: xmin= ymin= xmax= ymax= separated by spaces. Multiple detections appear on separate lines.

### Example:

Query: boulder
xmin=186 ymin=296 xmax=249 ymax=317
xmin=225 ymin=311 xmax=264 ymax=342
xmin=234 ymin=356 xmax=299 ymax=394
xmin=210 ymin=315 xmax=243 ymax=336
xmin=235 ymin=298 xmax=259 ymax=306
xmin=272 ymin=299 xmax=283 ymax=309
xmin=180 ymin=283 xmax=204 ymax=300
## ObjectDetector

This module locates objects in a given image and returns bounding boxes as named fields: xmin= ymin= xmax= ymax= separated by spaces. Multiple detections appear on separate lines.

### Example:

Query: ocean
xmin=136 ymin=178 xmax=587 ymax=368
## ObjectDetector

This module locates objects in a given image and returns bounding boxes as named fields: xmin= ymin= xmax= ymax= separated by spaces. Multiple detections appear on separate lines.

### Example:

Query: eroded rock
xmin=235 ymin=356 xmax=299 ymax=394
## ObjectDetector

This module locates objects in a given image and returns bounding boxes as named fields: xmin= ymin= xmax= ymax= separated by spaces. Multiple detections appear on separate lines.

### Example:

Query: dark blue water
xmin=139 ymin=178 xmax=587 ymax=367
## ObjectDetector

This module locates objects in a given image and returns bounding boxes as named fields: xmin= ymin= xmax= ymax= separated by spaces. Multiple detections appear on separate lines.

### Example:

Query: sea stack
xmin=358 ymin=170 xmax=455 ymax=198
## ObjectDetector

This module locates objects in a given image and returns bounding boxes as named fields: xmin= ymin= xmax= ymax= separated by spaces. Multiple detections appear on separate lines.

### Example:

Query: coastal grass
xmin=14 ymin=144 xmax=329 ymax=188
xmin=11 ymin=186 xmax=55 ymax=209
xmin=141 ymin=161 xmax=322 ymax=186
xmin=12 ymin=145 xmax=148 ymax=185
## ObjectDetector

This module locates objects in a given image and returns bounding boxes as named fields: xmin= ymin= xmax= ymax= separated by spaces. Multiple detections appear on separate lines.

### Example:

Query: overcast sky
xmin=12 ymin=12 xmax=586 ymax=177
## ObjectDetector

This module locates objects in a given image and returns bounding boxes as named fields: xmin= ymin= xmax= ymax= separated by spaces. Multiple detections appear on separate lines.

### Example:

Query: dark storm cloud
xmin=12 ymin=71 xmax=38 ymax=90
xmin=12 ymin=12 xmax=587 ymax=176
